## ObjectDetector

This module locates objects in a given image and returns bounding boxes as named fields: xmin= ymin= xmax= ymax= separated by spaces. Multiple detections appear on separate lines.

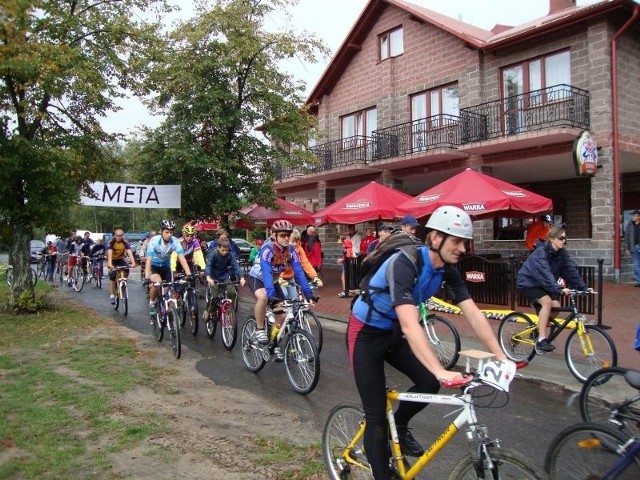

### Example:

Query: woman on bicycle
xmin=280 ymin=228 xmax=323 ymax=299
xmin=516 ymin=225 xmax=592 ymax=353
xmin=348 ymin=206 xmax=509 ymax=479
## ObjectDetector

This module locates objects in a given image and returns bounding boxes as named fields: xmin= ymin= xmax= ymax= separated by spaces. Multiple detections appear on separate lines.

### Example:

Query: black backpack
xmin=356 ymin=230 xmax=424 ymax=321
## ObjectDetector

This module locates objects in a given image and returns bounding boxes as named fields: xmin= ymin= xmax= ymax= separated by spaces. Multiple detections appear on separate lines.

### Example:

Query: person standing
xmin=366 ymin=224 xmax=394 ymax=254
xmin=525 ymin=214 xmax=552 ymax=252
xmin=400 ymin=215 xmax=419 ymax=235
xmin=360 ymin=227 xmax=376 ymax=255
xmin=304 ymin=226 xmax=323 ymax=272
xmin=624 ymin=210 xmax=640 ymax=286
xmin=348 ymin=224 xmax=361 ymax=257
xmin=337 ymin=234 xmax=354 ymax=298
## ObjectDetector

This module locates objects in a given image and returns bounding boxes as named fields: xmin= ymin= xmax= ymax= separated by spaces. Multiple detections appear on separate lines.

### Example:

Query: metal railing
xmin=459 ymin=84 xmax=590 ymax=142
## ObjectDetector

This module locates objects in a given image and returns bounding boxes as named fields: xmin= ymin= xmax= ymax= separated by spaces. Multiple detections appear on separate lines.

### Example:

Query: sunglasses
xmin=277 ymin=233 xmax=291 ymax=238
xmin=557 ymin=236 xmax=567 ymax=242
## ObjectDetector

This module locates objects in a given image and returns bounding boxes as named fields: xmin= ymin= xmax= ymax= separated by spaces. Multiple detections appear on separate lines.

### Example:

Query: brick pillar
xmin=380 ymin=170 xmax=402 ymax=191
xmin=318 ymin=181 xmax=339 ymax=268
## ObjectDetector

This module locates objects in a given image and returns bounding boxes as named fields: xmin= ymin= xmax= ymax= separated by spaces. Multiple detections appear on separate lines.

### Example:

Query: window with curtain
xmin=341 ymin=108 xmax=377 ymax=148
xmin=380 ymin=27 xmax=403 ymax=60
xmin=410 ymin=84 xmax=459 ymax=150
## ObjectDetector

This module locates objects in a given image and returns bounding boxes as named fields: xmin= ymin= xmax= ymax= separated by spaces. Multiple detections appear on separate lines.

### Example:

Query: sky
xmin=100 ymin=0 xmax=602 ymax=135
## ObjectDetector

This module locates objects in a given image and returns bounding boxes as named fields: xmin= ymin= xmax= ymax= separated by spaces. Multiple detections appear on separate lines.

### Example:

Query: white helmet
xmin=426 ymin=206 xmax=473 ymax=239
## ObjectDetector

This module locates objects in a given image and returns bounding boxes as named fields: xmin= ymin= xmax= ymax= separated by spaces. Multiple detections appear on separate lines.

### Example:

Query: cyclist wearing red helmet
xmin=247 ymin=219 xmax=316 ymax=361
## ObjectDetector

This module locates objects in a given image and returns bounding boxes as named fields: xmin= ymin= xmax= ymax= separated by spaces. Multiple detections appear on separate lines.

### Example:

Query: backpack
xmin=356 ymin=230 xmax=424 ymax=322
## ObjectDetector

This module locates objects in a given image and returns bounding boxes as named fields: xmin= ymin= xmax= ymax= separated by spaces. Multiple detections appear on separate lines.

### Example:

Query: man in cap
xmin=400 ymin=215 xmax=419 ymax=235
xmin=624 ymin=209 xmax=640 ymax=286
xmin=525 ymin=214 xmax=552 ymax=252
xmin=366 ymin=224 xmax=395 ymax=254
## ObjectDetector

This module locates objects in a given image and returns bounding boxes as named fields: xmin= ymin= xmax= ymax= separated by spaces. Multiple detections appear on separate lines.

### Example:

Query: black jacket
xmin=516 ymin=241 xmax=587 ymax=296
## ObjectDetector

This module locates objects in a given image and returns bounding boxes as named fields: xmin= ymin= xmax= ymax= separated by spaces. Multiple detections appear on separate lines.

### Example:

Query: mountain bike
xmin=2 ymin=264 xmax=38 ymax=287
xmin=36 ymin=254 xmax=47 ymax=279
xmin=88 ymin=256 xmax=104 ymax=289
xmin=544 ymin=422 xmax=639 ymax=479
xmin=204 ymin=280 xmax=240 ymax=350
xmin=56 ymin=252 xmax=68 ymax=284
xmin=175 ymin=272 xmax=199 ymax=336
xmin=112 ymin=266 xmax=130 ymax=316
xmin=278 ymin=278 xmax=323 ymax=353
xmin=68 ymin=254 xmax=85 ymax=292
xmin=497 ymin=290 xmax=616 ymax=382
xmin=418 ymin=301 xmax=460 ymax=370
xmin=148 ymin=278 xmax=188 ymax=359
xmin=580 ymin=366 xmax=640 ymax=440
xmin=323 ymin=360 xmax=549 ymax=479
xmin=241 ymin=298 xmax=320 ymax=395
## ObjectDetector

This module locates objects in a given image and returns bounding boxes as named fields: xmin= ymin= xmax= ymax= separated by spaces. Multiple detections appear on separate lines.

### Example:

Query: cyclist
xmin=55 ymin=236 xmax=69 ymax=278
xmin=280 ymin=228 xmax=323 ymax=299
xmin=203 ymin=237 xmax=245 ymax=320
xmin=80 ymin=234 xmax=94 ymax=277
xmin=248 ymin=219 xmax=316 ymax=361
xmin=517 ymin=225 xmax=592 ymax=353
xmin=348 ymin=206 xmax=510 ymax=478
xmin=90 ymin=239 xmax=106 ymax=279
xmin=106 ymin=229 xmax=137 ymax=304
xmin=170 ymin=224 xmax=206 ymax=278
xmin=39 ymin=241 xmax=57 ymax=281
xmin=145 ymin=220 xmax=192 ymax=317
xmin=136 ymin=230 xmax=156 ymax=267
xmin=66 ymin=236 xmax=83 ymax=286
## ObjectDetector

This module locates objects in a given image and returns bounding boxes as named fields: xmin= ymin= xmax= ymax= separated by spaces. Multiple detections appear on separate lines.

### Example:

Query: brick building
xmin=274 ymin=0 xmax=640 ymax=281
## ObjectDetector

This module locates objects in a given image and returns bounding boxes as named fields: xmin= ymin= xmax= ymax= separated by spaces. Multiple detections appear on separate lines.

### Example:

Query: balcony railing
xmin=372 ymin=114 xmax=460 ymax=160
xmin=460 ymin=84 xmax=590 ymax=142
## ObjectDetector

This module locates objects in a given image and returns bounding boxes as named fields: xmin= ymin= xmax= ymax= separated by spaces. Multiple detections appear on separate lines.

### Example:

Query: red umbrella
xmin=313 ymin=181 xmax=413 ymax=225
xmin=233 ymin=198 xmax=317 ymax=229
xmin=396 ymin=168 xmax=552 ymax=220
xmin=193 ymin=220 xmax=219 ymax=231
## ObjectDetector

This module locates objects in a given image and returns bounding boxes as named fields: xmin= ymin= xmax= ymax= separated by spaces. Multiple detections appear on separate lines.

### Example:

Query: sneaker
xmin=397 ymin=425 xmax=424 ymax=457
xmin=148 ymin=303 xmax=157 ymax=317
xmin=110 ymin=295 xmax=116 ymax=305
xmin=255 ymin=328 xmax=268 ymax=345
xmin=273 ymin=347 xmax=284 ymax=362
xmin=535 ymin=338 xmax=555 ymax=354
xmin=202 ymin=310 xmax=209 ymax=321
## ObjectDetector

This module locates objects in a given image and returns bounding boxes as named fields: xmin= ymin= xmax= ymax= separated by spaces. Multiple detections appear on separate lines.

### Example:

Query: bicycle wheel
xmin=284 ymin=329 xmax=320 ymax=395
xmin=298 ymin=309 xmax=323 ymax=354
xmin=580 ymin=367 xmax=640 ymax=439
xmin=37 ymin=260 xmax=46 ymax=279
xmin=152 ymin=303 xmax=164 ymax=342
xmin=188 ymin=290 xmax=198 ymax=336
xmin=322 ymin=403 xmax=371 ymax=480
xmin=220 ymin=301 xmax=237 ymax=350
xmin=121 ymin=283 xmax=128 ymax=317
xmin=72 ymin=265 xmax=84 ymax=292
xmin=565 ymin=325 xmax=617 ymax=383
xmin=30 ymin=267 xmax=38 ymax=287
xmin=241 ymin=316 xmax=266 ymax=372
xmin=423 ymin=315 xmax=460 ymax=370
xmin=114 ymin=290 xmax=120 ymax=311
xmin=5 ymin=267 xmax=13 ymax=286
xmin=450 ymin=446 xmax=549 ymax=479
xmin=169 ymin=304 xmax=181 ymax=359
xmin=544 ymin=422 xmax=639 ymax=479
xmin=498 ymin=312 xmax=537 ymax=362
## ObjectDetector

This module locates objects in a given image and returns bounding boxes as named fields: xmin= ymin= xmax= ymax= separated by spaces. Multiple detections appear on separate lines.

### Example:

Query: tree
xmin=136 ymin=0 xmax=329 ymax=225
xmin=0 ymin=0 xmax=170 ymax=309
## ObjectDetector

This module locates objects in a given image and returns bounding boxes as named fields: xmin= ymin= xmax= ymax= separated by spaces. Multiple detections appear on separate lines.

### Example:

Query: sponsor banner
xmin=573 ymin=130 xmax=598 ymax=176
xmin=80 ymin=182 xmax=181 ymax=209
xmin=465 ymin=271 xmax=486 ymax=283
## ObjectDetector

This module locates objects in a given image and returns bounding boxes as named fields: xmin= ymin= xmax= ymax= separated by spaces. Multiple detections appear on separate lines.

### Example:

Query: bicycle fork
xmin=576 ymin=323 xmax=595 ymax=357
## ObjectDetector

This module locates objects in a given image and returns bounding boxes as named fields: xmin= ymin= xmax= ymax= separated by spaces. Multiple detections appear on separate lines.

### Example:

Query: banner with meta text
xmin=80 ymin=182 xmax=181 ymax=209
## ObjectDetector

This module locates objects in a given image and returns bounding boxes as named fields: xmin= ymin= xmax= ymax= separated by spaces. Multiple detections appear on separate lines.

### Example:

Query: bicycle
xmin=278 ymin=278 xmax=324 ymax=353
xmin=36 ymin=254 xmax=47 ymax=279
xmin=88 ymin=256 xmax=104 ymax=289
xmin=56 ymin=252 xmax=69 ymax=284
xmin=544 ymin=421 xmax=639 ymax=479
xmin=67 ymin=254 xmax=85 ymax=292
xmin=418 ymin=301 xmax=460 ymax=370
xmin=241 ymin=298 xmax=320 ymax=395
xmin=323 ymin=359 xmax=549 ymax=479
xmin=204 ymin=280 xmax=240 ymax=350
xmin=111 ymin=266 xmax=130 ymax=316
xmin=175 ymin=272 xmax=199 ymax=337
xmin=148 ymin=278 xmax=187 ymax=359
xmin=580 ymin=366 xmax=640 ymax=440
xmin=2 ymin=263 xmax=38 ymax=287
xmin=497 ymin=290 xmax=617 ymax=382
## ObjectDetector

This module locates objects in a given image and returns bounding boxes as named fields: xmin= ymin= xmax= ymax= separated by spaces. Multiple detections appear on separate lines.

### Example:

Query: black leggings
xmin=346 ymin=315 xmax=440 ymax=480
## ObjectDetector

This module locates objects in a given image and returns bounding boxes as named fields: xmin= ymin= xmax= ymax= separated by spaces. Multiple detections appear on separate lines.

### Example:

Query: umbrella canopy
xmin=313 ymin=181 xmax=413 ymax=225
xmin=193 ymin=220 xmax=219 ymax=231
xmin=396 ymin=168 xmax=552 ymax=220
xmin=233 ymin=198 xmax=317 ymax=229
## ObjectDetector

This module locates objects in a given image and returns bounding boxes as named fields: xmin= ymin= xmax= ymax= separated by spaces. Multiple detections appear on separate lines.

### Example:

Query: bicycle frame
xmin=602 ymin=438 xmax=640 ymax=480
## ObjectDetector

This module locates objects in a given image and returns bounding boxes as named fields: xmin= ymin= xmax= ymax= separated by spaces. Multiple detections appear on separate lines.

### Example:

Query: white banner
xmin=80 ymin=182 xmax=181 ymax=209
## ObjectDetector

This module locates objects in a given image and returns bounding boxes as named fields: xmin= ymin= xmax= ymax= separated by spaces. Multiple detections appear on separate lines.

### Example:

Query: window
xmin=341 ymin=108 xmax=377 ymax=148
xmin=410 ymin=84 xmax=459 ymax=150
xmin=380 ymin=27 xmax=403 ymax=60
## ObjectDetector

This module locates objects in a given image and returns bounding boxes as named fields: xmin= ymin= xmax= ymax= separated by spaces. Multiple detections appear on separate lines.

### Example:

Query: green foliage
xmin=12 ymin=289 xmax=49 ymax=313
xmin=135 ymin=0 xmax=329 ymax=221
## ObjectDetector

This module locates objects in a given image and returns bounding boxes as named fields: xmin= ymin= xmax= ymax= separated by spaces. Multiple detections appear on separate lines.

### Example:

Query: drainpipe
xmin=611 ymin=4 xmax=639 ymax=282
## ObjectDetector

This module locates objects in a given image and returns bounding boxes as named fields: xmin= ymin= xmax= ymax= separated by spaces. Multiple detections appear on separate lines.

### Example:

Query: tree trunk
xmin=8 ymin=224 xmax=33 ymax=310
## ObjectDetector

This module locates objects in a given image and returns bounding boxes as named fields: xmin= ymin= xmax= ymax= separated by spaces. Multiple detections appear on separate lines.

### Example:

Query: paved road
xmin=54 ymin=275 xmax=587 ymax=477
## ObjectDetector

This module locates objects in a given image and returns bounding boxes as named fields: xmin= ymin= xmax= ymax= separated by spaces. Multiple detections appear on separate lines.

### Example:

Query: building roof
xmin=307 ymin=0 xmax=635 ymax=105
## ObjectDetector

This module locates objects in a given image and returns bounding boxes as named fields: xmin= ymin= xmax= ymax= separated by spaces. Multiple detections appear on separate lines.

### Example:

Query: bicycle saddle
xmin=624 ymin=370 xmax=640 ymax=390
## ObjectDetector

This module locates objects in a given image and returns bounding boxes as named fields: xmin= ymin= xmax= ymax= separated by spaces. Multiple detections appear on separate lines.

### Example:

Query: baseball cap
xmin=540 ymin=214 xmax=552 ymax=223
xmin=400 ymin=215 xmax=419 ymax=227
xmin=377 ymin=223 xmax=394 ymax=231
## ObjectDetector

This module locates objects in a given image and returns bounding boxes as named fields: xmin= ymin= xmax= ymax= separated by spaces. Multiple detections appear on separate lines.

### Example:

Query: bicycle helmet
xmin=160 ymin=219 xmax=175 ymax=230
xmin=426 ymin=206 xmax=473 ymax=239
xmin=271 ymin=219 xmax=293 ymax=233
xmin=182 ymin=224 xmax=196 ymax=235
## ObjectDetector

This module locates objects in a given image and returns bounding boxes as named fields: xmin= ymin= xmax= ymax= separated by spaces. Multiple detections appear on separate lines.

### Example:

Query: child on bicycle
xmin=516 ymin=225 xmax=593 ymax=353
xmin=203 ymin=237 xmax=245 ymax=319
xmin=107 ymin=229 xmax=137 ymax=304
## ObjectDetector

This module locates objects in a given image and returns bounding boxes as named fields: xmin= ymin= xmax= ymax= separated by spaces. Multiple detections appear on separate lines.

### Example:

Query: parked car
xmin=231 ymin=238 xmax=253 ymax=256
xmin=29 ymin=240 xmax=46 ymax=263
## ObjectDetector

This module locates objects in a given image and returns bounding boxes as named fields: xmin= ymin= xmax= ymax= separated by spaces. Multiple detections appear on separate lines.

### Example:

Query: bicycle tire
xmin=72 ymin=265 xmax=84 ymax=292
xmin=498 ymin=312 xmax=537 ymax=362
xmin=544 ymin=422 xmax=639 ymax=479
xmin=169 ymin=304 xmax=181 ymax=359
xmin=241 ymin=316 xmax=266 ymax=372
xmin=152 ymin=303 xmax=164 ymax=342
xmin=298 ymin=309 xmax=323 ymax=354
xmin=220 ymin=301 xmax=237 ymax=350
xmin=121 ymin=283 xmax=128 ymax=317
xmin=580 ymin=367 xmax=640 ymax=439
xmin=565 ymin=325 xmax=617 ymax=383
xmin=37 ymin=259 xmax=46 ymax=279
xmin=322 ymin=403 xmax=372 ymax=480
xmin=450 ymin=446 xmax=549 ymax=479
xmin=30 ymin=267 xmax=38 ymax=287
xmin=424 ymin=315 xmax=461 ymax=370
xmin=114 ymin=292 xmax=120 ymax=311
xmin=284 ymin=329 xmax=320 ymax=395
xmin=188 ymin=289 xmax=198 ymax=336
xmin=206 ymin=303 xmax=218 ymax=339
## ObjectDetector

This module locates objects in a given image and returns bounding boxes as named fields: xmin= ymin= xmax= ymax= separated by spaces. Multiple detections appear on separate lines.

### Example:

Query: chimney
xmin=549 ymin=0 xmax=577 ymax=15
